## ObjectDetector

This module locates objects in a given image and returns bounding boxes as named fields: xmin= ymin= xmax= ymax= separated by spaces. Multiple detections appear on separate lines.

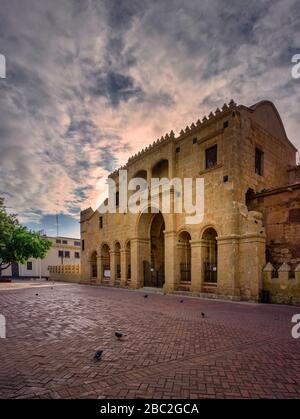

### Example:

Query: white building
xmin=1 ymin=236 xmax=81 ymax=279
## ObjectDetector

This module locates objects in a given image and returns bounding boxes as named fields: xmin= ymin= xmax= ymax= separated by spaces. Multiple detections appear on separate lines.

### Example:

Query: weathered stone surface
xmin=80 ymin=100 xmax=299 ymax=303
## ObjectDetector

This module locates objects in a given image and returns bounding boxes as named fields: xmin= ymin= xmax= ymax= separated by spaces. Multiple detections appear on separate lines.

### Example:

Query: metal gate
xmin=143 ymin=261 xmax=165 ymax=288
xmin=204 ymin=262 xmax=217 ymax=283
xmin=180 ymin=263 xmax=191 ymax=282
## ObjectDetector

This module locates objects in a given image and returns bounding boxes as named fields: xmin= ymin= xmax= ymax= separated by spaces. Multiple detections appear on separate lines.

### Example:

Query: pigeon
xmin=115 ymin=331 xmax=127 ymax=339
xmin=180 ymin=300 xmax=184 ymax=303
xmin=201 ymin=312 xmax=205 ymax=317
xmin=36 ymin=293 xmax=39 ymax=296
xmin=94 ymin=350 xmax=103 ymax=361
xmin=144 ymin=294 xmax=148 ymax=298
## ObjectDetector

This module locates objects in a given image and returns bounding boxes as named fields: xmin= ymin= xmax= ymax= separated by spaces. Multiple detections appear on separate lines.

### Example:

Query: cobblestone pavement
xmin=0 ymin=283 xmax=300 ymax=399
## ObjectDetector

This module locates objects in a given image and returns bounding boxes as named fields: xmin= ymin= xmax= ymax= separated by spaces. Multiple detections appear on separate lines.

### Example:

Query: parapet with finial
xmin=110 ymin=100 xmax=238 ymax=176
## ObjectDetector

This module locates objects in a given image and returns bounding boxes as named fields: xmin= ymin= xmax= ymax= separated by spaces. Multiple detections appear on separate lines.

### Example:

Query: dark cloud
xmin=0 ymin=0 xmax=299 ymax=236
xmin=88 ymin=70 xmax=143 ymax=106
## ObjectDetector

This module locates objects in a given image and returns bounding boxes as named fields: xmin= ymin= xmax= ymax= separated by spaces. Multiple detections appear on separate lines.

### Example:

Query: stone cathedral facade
xmin=80 ymin=100 xmax=300 ymax=303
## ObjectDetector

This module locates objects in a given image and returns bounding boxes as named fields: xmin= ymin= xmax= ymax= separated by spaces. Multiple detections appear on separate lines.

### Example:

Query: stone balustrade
xmin=48 ymin=264 xmax=81 ymax=283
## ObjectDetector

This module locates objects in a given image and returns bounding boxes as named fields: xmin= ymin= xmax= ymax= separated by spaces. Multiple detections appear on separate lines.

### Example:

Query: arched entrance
xmin=139 ymin=211 xmax=165 ymax=288
xmin=101 ymin=244 xmax=110 ymax=282
xmin=202 ymin=228 xmax=218 ymax=283
xmin=126 ymin=240 xmax=131 ymax=285
xmin=114 ymin=242 xmax=121 ymax=284
xmin=90 ymin=251 xmax=97 ymax=279
xmin=152 ymin=159 xmax=169 ymax=178
xmin=178 ymin=231 xmax=192 ymax=285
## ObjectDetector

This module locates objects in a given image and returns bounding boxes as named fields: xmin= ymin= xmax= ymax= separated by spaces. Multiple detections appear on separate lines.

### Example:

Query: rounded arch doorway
xmin=140 ymin=211 xmax=165 ymax=288
xmin=202 ymin=228 xmax=218 ymax=283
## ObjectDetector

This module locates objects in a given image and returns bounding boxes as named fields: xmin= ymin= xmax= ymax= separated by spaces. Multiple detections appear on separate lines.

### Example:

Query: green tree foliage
xmin=0 ymin=197 xmax=52 ymax=275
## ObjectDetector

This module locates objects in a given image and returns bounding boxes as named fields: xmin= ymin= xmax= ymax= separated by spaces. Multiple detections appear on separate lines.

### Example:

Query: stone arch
xmin=177 ymin=231 xmax=192 ymax=284
xmin=135 ymin=204 xmax=163 ymax=238
xmin=151 ymin=159 xmax=169 ymax=178
xmin=114 ymin=241 xmax=121 ymax=280
xmin=136 ymin=209 xmax=166 ymax=288
xmin=199 ymin=223 xmax=220 ymax=239
xmin=133 ymin=169 xmax=147 ymax=180
xmin=176 ymin=225 xmax=193 ymax=241
xmin=90 ymin=250 xmax=98 ymax=279
xmin=101 ymin=243 xmax=111 ymax=281
xmin=125 ymin=240 xmax=131 ymax=283
xmin=201 ymin=227 xmax=218 ymax=283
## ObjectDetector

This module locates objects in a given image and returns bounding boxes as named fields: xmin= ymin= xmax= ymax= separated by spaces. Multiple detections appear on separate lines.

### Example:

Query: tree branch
xmin=0 ymin=262 xmax=12 ymax=275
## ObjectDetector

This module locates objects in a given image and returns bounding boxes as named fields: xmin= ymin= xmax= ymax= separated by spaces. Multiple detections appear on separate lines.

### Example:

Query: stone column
xmin=238 ymin=233 xmax=266 ymax=301
xmin=217 ymin=235 xmax=240 ymax=298
xmin=130 ymin=237 xmax=150 ymax=289
xmin=120 ymin=249 xmax=128 ymax=287
xmin=96 ymin=255 xmax=103 ymax=284
xmin=295 ymin=263 xmax=300 ymax=285
xmin=109 ymin=250 xmax=117 ymax=286
xmin=164 ymin=230 xmax=177 ymax=293
xmin=190 ymin=240 xmax=205 ymax=293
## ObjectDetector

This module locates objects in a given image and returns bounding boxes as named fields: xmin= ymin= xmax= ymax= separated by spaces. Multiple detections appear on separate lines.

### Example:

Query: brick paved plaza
xmin=0 ymin=282 xmax=300 ymax=399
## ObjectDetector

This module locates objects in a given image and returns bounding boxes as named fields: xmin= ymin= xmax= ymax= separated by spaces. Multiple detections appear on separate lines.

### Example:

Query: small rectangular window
xmin=223 ymin=120 xmax=229 ymax=128
xmin=116 ymin=191 xmax=119 ymax=207
xmin=176 ymin=146 xmax=180 ymax=153
xmin=192 ymin=138 xmax=197 ymax=144
xmin=82 ymin=240 xmax=85 ymax=251
xmin=27 ymin=261 xmax=32 ymax=270
xmin=75 ymin=252 xmax=80 ymax=259
xmin=99 ymin=216 xmax=103 ymax=229
xmin=56 ymin=239 xmax=61 ymax=244
xmin=64 ymin=251 xmax=70 ymax=258
xmin=205 ymin=145 xmax=218 ymax=169
xmin=255 ymin=148 xmax=264 ymax=176
xmin=62 ymin=240 xmax=67 ymax=244
xmin=74 ymin=241 xmax=81 ymax=247
xmin=58 ymin=250 xmax=63 ymax=258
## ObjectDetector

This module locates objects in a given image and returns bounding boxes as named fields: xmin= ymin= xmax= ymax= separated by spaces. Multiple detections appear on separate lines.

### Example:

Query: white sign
xmin=0 ymin=314 xmax=6 ymax=339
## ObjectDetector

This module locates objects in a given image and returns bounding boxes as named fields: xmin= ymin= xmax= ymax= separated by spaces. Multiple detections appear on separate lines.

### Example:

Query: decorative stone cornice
xmin=109 ymin=99 xmax=238 ymax=177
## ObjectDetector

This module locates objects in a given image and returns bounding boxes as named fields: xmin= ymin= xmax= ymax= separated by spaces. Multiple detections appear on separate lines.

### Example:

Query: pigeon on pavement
xmin=94 ymin=350 xmax=103 ymax=360
xmin=115 ymin=332 xmax=127 ymax=339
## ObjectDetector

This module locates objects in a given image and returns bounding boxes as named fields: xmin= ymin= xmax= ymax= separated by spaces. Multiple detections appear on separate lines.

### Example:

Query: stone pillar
xmin=96 ymin=255 xmax=103 ymax=284
xmin=295 ymin=263 xmax=300 ymax=285
xmin=120 ymin=249 xmax=128 ymax=287
xmin=109 ymin=251 xmax=117 ymax=286
xmin=164 ymin=230 xmax=177 ymax=293
xmin=217 ymin=235 xmax=240 ymax=298
xmin=130 ymin=238 xmax=149 ymax=289
xmin=238 ymin=234 xmax=266 ymax=301
xmin=190 ymin=240 xmax=205 ymax=293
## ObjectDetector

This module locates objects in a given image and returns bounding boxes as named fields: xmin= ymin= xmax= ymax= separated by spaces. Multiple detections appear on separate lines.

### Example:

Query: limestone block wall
xmin=262 ymin=262 xmax=300 ymax=305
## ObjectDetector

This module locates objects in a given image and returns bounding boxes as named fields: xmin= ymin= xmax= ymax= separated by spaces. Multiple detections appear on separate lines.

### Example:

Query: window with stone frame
xmin=205 ymin=144 xmax=218 ymax=169
xmin=255 ymin=148 xmax=264 ymax=176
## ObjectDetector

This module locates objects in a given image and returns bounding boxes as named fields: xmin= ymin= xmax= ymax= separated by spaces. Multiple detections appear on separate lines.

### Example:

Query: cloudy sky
xmin=0 ymin=0 xmax=299 ymax=238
